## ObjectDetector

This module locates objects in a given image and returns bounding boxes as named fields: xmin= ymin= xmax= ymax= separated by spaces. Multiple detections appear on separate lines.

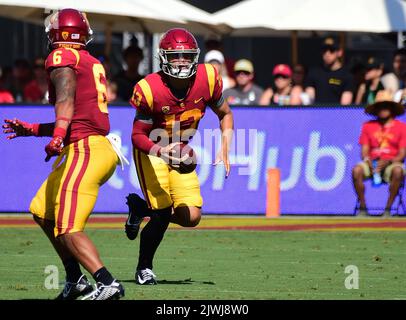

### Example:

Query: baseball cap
xmin=234 ymin=59 xmax=254 ymax=73
xmin=272 ymin=64 xmax=292 ymax=77
xmin=322 ymin=37 xmax=339 ymax=51
xmin=204 ymin=50 xmax=225 ymax=64
xmin=365 ymin=56 xmax=384 ymax=70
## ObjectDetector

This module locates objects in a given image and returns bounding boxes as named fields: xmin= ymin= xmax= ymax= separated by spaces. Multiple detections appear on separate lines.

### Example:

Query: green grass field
xmin=1 ymin=226 xmax=406 ymax=300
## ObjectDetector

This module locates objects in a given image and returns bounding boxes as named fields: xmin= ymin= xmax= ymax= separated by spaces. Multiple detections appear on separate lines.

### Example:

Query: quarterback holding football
xmin=126 ymin=28 xmax=234 ymax=285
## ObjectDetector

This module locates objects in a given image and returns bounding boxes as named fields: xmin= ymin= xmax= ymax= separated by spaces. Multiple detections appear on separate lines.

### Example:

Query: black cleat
xmin=135 ymin=268 xmax=157 ymax=285
xmin=81 ymin=279 xmax=125 ymax=300
xmin=125 ymin=193 xmax=147 ymax=240
xmin=55 ymin=274 xmax=93 ymax=300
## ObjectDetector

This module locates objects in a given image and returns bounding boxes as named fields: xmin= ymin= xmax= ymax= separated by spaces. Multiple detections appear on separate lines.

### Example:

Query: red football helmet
xmin=158 ymin=28 xmax=200 ymax=79
xmin=45 ymin=8 xmax=93 ymax=49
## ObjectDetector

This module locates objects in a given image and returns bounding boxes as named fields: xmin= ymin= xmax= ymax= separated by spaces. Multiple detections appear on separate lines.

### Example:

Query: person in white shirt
xmin=204 ymin=50 xmax=235 ymax=91
xmin=381 ymin=48 xmax=406 ymax=94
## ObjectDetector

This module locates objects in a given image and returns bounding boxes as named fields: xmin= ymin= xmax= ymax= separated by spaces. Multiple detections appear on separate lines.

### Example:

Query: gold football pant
xmin=30 ymin=135 xmax=118 ymax=237
xmin=133 ymin=149 xmax=203 ymax=210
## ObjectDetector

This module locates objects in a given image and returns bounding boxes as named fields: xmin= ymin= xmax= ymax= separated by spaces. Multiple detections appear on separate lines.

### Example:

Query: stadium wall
xmin=0 ymin=105 xmax=402 ymax=215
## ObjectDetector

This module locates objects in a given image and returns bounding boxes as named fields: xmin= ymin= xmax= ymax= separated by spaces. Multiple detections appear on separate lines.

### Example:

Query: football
xmin=171 ymin=143 xmax=197 ymax=174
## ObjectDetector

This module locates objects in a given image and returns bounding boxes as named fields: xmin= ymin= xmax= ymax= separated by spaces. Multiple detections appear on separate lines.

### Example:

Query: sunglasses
xmin=235 ymin=70 xmax=251 ymax=76
xmin=274 ymin=74 xmax=290 ymax=79
xmin=322 ymin=47 xmax=338 ymax=53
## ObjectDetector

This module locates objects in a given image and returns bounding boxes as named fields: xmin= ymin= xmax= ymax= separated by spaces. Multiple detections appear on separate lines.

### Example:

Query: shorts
xmin=30 ymin=135 xmax=118 ymax=237
xmin=358 ymin=161 xmax=405 ymax=183
xmin=133 ymin=149 xmax=203 ymax=210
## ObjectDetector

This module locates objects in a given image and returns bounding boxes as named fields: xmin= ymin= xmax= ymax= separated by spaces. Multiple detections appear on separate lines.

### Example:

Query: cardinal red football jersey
xmin=130 ymin=63 xmax=223 ymax=139
xmin=45 ymin=47 xmax=109 ymax=145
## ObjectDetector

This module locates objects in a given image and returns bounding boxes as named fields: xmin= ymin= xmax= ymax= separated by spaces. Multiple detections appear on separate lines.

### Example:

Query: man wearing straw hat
xmin=352 ymin=90 xmax=406 ymax=217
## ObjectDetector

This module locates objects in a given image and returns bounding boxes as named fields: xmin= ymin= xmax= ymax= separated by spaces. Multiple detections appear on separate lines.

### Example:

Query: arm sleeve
xmin=131 ymin=118 xmax=161 ymax=156
xmin=45 ymin=48 xmax=79 ymax=72
xmin=359 ymin=123 xmax=369 ymax=145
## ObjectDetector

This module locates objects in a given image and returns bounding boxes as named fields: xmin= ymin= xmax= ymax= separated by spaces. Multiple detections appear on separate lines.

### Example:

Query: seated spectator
xmin=352 ymin=90 xmax=406 ymax=217
xmin=381 ymin=48 xmax=406 ymax=94
xmin=259 ymin=64 xmax=304 ymax=106
xmin=355 ymin=57 xmax=385 ymax=105
xmin=113 ymin=45 xmax=144 ymax=102
xmin=223 ymin=59 xmax=263 ymax=105
xmin=24 ymin=57 xmax=48 ymax=103
xmin=204 ymin=50 xmax=235 ymax=91
xmin=305 ymin=37 xmax=354 ymax=105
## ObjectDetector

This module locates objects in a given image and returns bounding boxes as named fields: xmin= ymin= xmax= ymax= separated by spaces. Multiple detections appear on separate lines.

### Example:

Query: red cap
xmin=272 ymin=64 xmax=292 ymax=77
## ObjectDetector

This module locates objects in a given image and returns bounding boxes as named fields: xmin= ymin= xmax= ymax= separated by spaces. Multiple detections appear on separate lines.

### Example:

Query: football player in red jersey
xmin=126 ymin=28 xmax=234 ymax=284
xmin=2 ymin=9 xmax=124 ymax=300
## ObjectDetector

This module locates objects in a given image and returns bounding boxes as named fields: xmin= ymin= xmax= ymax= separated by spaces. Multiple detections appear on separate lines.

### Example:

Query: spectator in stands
xmin=381 ymin=48 xmax=406 ymax=94
xmin=113 ymin=45 xmax=144 ymax=101
xmin=352 ymin=90 xmax=406 ymax=217
xmin=0 ymin=67 xmax=14 ymax=103
xmin=24 ymin=57 xmax=48 ymax=103
xmin=8 ymin=59 xmax=32 ymax=102
xmin=204 ymin=36 xmax=235 ymax=82
xmin=259 ymin=64 xmax=303 ymax=106
xmin=355 ymin=56 xmax=385 ymax=105
xmin=223 ymin=59 xmax=263 ymax=105
xmin=204 ymin=50 xmax=235 ymax=91
xmin=305 ymin=37 xmax=354 ymax=104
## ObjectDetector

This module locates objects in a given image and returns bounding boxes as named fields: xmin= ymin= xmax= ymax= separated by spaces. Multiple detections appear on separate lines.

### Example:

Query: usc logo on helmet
xmin=45 ymin=8 xmax=93 ymax=49
xmin=62 ymin=32 xmax=69 ymax=40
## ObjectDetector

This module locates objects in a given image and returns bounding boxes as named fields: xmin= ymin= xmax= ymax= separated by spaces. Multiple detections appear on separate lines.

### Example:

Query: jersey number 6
xmin=92 ymin=64 xmax=108 ymax=114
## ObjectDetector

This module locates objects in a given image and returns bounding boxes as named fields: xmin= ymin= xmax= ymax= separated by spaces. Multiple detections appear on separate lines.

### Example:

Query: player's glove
xmin=45 ymin=136 xmax=64 ymax=162
xmin=2 ymin=118 xmax=39 ymax=139
xmin=44 ymin=127 xmax=66 ymax=162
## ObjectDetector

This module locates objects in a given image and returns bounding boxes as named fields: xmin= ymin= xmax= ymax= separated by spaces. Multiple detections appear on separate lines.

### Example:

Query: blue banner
xmin=0 ymin=105 xmax=401 ymax=215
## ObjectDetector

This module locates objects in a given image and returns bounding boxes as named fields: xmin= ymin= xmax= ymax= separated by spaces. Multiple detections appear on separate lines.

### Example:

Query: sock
xmin=129 ymin=195 xmax=152 ymax=219
xmin=93 ymin=266 xmax=114 ymax=285
xmin=137 ymin=207 xmax=172 ymax=270
xmin=63 ymin=257 xmax=83 ymax=283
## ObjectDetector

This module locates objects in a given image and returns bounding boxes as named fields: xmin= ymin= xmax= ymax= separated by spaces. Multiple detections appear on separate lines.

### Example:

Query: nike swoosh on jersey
xmin=194 ymin=97 xmax=203 ymax=104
